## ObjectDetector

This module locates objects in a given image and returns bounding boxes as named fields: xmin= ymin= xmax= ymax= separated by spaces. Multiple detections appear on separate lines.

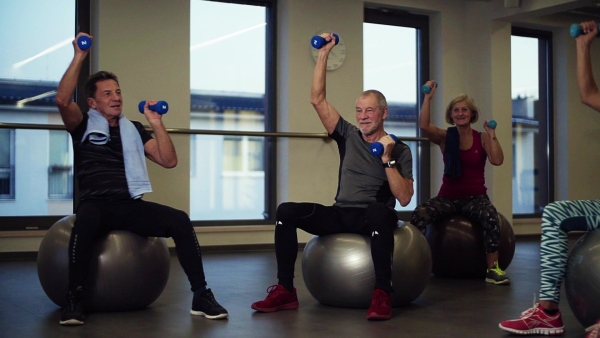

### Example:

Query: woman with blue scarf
xmin=410 ymin=84 xmax=507 ymax=285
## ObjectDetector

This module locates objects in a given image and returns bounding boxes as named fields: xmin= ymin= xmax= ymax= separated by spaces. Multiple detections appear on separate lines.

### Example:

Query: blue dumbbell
xmin=488 ymin=120 xmax=497 ymax=129
xmin=138 ymin=100 xmax=169 ymax=115
xmin=311 ymin=33 xmax=339 ymax=49
xmin=77 ymin=36 xmax=92 ymax=50
xmin=370 ymin=134 xmax=399 ymax=157
xmin=421 ymin=81 xmax=436 ymax=94
xmin=570 ymin=23 xmax=600 ymax=38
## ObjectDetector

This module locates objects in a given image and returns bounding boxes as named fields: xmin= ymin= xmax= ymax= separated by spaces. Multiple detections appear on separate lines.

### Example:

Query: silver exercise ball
xmin=565 ymin=230 xmax=600 ymax=328
xmin=37 ymin=214 xmax=171 ymax=312
xmin=301 ymin=222 xmax=432 ymax=308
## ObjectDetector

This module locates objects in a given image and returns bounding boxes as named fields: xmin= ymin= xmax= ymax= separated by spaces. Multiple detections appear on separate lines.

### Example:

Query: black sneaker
xmin=190 ymin=289 xmax=228 ymax=319
xmin=59 ymin=286 xmax=85 ymax=325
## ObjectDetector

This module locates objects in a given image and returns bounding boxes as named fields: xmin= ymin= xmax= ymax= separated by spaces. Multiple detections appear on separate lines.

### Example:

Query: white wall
xmin=2 ymin=0 xmax=599 ymax=252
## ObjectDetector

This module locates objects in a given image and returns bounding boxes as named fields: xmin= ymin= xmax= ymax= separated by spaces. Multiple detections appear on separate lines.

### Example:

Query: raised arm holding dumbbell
xmin=56 ymin=33 xmax=93 ymax=132
xmin=576 ymin=20 xmax=600 ymax=111
xmin=138 ymin=99 xmax=177 ymax=167
xmin=251 ymin=31 xmax=414 ymax=322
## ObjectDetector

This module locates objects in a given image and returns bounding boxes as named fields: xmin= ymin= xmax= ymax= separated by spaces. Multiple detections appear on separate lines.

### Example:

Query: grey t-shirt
xmin=330 ymin=117 xmax=413 ymax=209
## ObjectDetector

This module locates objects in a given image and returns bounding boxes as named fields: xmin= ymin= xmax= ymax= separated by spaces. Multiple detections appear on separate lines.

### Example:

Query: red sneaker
xmin=586 ymin=319 xmax=600 ymax=338
xmin=251 ymin=284 xmax=299 ymax=313
xmin=366 ymin=289 xmax=392 ymax=320
xmin=499 ymin=303 xmax=564 ymax=335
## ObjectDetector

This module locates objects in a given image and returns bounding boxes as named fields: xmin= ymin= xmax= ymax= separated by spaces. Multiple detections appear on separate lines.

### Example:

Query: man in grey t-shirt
xmin=251 ymin=32 xmax=414 ymax=321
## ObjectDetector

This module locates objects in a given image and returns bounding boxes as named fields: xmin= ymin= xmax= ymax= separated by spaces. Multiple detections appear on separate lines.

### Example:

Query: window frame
xmin=189 ymin=0 xmax=277 ymax=227
xmin=511 ymin=26 xmax=554 ymax=218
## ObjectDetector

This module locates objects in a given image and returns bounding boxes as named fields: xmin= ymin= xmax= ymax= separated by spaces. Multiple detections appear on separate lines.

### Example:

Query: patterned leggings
xmin=539 ymin=200 xmax=600 ymax=303
xmin=410 ymin=194 xmax=500 ymax=253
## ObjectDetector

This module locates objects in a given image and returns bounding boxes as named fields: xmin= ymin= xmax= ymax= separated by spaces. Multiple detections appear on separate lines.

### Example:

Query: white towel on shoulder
xmin=82 ymin=109 xmax=152 ymax=198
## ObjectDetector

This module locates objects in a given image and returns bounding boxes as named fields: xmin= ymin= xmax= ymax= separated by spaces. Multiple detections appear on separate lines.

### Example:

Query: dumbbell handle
xmin=421 ymin=81 xmax=436 ymax=94
xmin=370 ymin=134 xmax=398 ymax=157
xmin=138 ymin=100 xmax=169 ymax=115
xmin=77 ymin=36 xmax=92 ymax=50
xmin=311 ymin=33 xmax=339 ymax=49
xmin=570 ymin=23 xmax=600 ymax=38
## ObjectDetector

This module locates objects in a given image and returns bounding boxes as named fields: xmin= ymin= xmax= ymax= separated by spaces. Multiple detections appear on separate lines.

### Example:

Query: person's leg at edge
xmin=121 ymin=200 xmax=228 ymax=319
xmin=251 ymin=202 xmax=342 ymax=313
xmin=462 ymin=195 xmax=509 ymax=285
xmin=499 ymin=199 xmax=600 ymax=335
xmin=362 ymin=203 xmax=397 ymax=320
xmin=61 ymin=201 xmax=112 ymax=326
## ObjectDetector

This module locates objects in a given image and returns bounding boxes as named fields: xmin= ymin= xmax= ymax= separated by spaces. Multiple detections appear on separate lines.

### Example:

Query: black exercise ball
xmin=565 ymin=230 xmax=600 ymax=328
xmin=425 ymin=213 xmax=515 ymax=278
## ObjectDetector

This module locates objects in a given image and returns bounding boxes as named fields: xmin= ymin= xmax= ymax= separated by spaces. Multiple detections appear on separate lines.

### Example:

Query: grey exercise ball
xmin=565 ymin=230 xmax=600 ymax=328
xmin=37 ymin=214 xmax=171 ymax=312
xmin=301 ymin=222 xmax=432 ymax=308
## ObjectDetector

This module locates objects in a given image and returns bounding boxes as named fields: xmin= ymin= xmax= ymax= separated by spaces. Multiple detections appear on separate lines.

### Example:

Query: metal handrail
xmin=0 ymin=122 xmax=429 ymax=141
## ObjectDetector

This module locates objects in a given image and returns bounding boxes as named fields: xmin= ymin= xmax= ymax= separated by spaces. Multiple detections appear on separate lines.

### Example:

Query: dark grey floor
xmin=0 ymin=236 xmax=590 ymax=338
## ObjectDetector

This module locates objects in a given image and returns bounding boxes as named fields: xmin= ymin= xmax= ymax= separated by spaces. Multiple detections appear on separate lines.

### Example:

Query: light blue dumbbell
xmin=421 ymin=81 xmax=437 ymax=94
xmin=570 ymin=23 xmax=600 ymax=38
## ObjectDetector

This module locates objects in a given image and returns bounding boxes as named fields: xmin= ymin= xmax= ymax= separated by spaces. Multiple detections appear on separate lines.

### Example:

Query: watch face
xmin=311 ymin=33 xmax=346 ymax=71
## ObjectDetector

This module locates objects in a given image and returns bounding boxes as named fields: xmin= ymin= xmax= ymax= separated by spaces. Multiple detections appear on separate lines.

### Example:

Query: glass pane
xmin=0 ymin=0 xmax=75 ymax=83
xmin=511 ymin=36 xmax=544 ymax=215
xmin=48 ymin=130 xmax=73 ymax=199
xmin=190 ymin=0 xmax=267 ymax=220
xmin=0 ymin=129 xmax=14 ymax=198
xmin=0 ymin=129 xmax=10 ymax=166
xmin=247 ymin=138 xmax=264 ymax=171
xmin=364 ymin=23 xmax=418 ymax=212
xmin=0 ymin=0 xmax=75 ymax=214
xmin=223 ymin=137 xmax=243 ymax=171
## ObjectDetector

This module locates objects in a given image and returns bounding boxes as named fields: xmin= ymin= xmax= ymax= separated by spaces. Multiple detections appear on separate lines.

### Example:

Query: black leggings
xmin=275 ymin=202 xmax=398 ymax=292
xmin=68 ymin=199 xmax=207 ymax=293
xmin=410 ymin=194 xmax=500 ymax=253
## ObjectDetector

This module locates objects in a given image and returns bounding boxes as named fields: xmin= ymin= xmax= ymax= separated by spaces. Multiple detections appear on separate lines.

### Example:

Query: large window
xmin=511 ymin=28 xmax=553 ymax=216
xmin=189 ymin=0 xmax=274 ymax=222
xmin=0 ymin=0 xmax=88 ymax=227
xmin=364 ymin=8 xmax=430 ymax=215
